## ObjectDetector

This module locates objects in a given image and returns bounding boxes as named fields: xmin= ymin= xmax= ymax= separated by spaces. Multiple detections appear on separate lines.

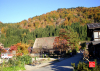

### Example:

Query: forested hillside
xmin=0 ymin=22 xmax=89 ymax=47
xmin=0 ymin=6 xmax=100 ymax=47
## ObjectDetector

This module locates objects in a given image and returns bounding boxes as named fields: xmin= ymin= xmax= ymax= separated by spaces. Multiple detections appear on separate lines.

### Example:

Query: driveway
xmin=31 ymin=53 xmax=83 ymax=71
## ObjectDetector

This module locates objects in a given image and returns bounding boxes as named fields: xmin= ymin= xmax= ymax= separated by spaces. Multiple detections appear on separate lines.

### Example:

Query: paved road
xmin=31 ymin=53 xmax=83 ymax=71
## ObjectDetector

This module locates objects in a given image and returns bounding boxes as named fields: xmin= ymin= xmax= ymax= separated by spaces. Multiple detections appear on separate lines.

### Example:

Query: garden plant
xmin=0 ymin=55 xmax=32 ymax=71
xmin=71 ymin=59 xmax=100 ymax=71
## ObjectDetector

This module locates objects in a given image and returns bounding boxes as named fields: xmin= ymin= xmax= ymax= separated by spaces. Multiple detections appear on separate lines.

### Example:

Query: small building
xmin=1 ymin=48 xmax=12 ymax=58
xmin=1 ymin=48 xmax=16 ymax=58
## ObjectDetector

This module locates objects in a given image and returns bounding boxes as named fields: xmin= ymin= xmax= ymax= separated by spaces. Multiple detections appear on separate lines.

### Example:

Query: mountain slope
xmin=1 ymin=6 xmax=100 ymax=32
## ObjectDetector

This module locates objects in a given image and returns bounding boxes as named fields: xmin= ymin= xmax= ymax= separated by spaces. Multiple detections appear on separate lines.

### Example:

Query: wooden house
xmin=87 ymin=23 xmax=100 ymax=58
xmin=87 ymin=23 xmax=100 ymax=41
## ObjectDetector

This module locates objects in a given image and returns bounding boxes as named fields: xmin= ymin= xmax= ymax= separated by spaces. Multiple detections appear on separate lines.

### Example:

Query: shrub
xmin=46 ymin=54 xmax=48 ymax=58
xmin=80 ymin=42 xmax=86 ymax=50
xmin=48 ymin=57 xmax=50 ymax=61
xmin=8 ymin=58 xmax=21 ymax=66
xmin=43 ymin=54 xmax=44 ymax=58
xmin=8 ymin=59 xmax=15 ymax=66
xmin=72 ymin=49 xmax=77 ymax=55
xmin=71 ymin=59 xmax=100 ymax=71
xmin=1 ymin=58 xmax=25 ymax=71
xmin=16 ymin=55 xmax=32 ymax=64
xmin=35 ymin=57 xmax=37 ymax=61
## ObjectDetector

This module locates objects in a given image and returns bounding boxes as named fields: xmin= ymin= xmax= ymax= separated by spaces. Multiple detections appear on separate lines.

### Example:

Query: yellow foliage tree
xmin=1 ymin=27 xmax=5 ymax=33
xmin=17 ymin=43 xmax=29 ymax=55
xmin=64 ymin=17 xmax=68 ymax=26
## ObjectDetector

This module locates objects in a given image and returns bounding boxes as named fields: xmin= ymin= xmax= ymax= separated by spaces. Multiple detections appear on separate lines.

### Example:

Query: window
xmin=94 ymin=32 xmax=98 ymax=38
xmin=94 ymin=31 xmax=100 ymax=41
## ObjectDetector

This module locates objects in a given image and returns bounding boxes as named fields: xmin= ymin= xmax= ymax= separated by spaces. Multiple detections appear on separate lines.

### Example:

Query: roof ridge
xmin=36 ymin=36 xmax=59 ymax=39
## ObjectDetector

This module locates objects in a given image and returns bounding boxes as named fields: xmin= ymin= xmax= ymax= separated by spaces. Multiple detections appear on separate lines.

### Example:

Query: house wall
xmin=1 ymin=52 xmax=12 ymax=58
xmin=1 ymin=50 xmax=16 ymax=58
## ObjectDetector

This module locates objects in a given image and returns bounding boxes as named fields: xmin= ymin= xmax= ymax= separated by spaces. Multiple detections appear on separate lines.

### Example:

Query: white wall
xmin=1 ymin=53 xmax=12 ymax=58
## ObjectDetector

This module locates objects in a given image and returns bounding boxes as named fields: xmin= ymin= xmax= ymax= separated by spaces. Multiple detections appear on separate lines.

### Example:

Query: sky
xmin=0 ymin=0 xmax=100 ymax=23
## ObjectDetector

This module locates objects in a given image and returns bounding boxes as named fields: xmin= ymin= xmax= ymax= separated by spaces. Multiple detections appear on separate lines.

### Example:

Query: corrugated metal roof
xmin=87 ymin=23 xmax=100 ymax=29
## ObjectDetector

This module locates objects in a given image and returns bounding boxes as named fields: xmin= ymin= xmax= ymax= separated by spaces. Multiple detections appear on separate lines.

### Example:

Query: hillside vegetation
xmin=0 ymin=6 xmax=100 ymax=47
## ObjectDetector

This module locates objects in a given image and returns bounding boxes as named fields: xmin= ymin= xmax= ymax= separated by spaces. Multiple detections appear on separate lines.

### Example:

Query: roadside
xmin=24 ymin=57 xmax=66 ymax=71
xmin=23 ymin=53 xmax=83 ymax=71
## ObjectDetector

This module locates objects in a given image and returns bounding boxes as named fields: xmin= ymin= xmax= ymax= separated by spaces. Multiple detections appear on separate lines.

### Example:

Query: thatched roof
xmin=33 ymin=36 xmax=58 ymax=49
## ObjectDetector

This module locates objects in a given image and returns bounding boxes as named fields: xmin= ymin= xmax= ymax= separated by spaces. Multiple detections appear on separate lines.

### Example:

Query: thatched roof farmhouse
xmin=32 ymin=36 xmax=58 ymax=53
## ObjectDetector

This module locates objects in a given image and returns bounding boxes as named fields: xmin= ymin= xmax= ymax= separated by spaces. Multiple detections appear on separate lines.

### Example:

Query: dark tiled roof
xmin=87 ymin=23 xmax=100 ymax=29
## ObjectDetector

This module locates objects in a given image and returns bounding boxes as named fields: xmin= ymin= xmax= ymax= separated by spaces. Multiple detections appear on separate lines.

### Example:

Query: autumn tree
xmin=64 ymin=26 xmax=80 ymax=50
xmin=0 ymin=46 xmax=6 ymax=53
xmin=53 ymin=27 xmax=81 ymax=52
xmin=9 ymin=45 xmax=17 ymax=52
xmin=28 ymin=40 xmax=34 ymax=47
xmin=53 ymin=37 xmax=68 ymax=51
xmin=9 ymin=42 xmax=30 ymax=56
xmin=17 ymin=43 xmax=29 ymax=55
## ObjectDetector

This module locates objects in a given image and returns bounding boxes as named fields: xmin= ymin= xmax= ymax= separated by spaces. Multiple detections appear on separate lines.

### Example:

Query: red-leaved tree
xmin=53 ymin=28 xmax=80 ymax=52
xmin=9 ymin=45 xmax=18 ymax=52
xmin=53 ymin=36 xmax=69 ymax=51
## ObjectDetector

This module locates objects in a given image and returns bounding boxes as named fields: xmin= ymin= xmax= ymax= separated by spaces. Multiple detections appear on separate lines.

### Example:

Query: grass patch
xmin=0 ymin=65 xmax=25 ymax=71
